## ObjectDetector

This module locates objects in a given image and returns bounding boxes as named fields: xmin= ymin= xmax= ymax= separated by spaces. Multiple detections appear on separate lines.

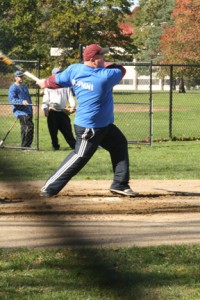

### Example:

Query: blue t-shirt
xmin=55 ymin=64 xmax=122 ymax=128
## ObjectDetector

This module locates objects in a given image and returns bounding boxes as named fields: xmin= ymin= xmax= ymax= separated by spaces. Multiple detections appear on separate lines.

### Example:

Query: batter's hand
xmin=104 ymin=62 xmax=116 ymax=68
xmin=22 ymin=100 xmax=29 ymax=105
xmin=36 ymin=79 xmax=46 ymax=89
xmin=104 ymin=62 xmax=126 ymax=78
xmin=63 ymin=106 xmax=76 ymax=115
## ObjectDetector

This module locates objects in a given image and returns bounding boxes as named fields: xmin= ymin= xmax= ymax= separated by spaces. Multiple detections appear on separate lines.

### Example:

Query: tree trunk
xmin=178 ymin=77 xmax=186 ymax=93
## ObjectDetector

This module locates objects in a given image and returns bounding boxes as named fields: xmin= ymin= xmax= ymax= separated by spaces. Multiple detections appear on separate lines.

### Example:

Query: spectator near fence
xmin=8 ymin=71 xmax=34 ymax=148
xmin=42 ymin=68 xmax=76 ymax=150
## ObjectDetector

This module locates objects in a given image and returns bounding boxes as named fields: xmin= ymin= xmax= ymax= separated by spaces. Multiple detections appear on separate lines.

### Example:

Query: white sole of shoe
xmin=110 ymin=189 xmax=139 ymax=197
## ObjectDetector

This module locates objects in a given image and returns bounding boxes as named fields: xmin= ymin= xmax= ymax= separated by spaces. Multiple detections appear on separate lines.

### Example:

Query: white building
xmin=114 ymin=65 xmax=172 ymax=91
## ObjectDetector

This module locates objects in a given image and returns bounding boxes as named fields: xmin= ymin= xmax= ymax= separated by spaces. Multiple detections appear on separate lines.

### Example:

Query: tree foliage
xmin=160 ymin=0 xmax=200 ymax=64
xmin=131 ymin=0 xmax=175 ymax=62
xmin=0 ymin=0 xmax=137 ymax=71
xmin=0 ymin=0 xmax=42 ymax=59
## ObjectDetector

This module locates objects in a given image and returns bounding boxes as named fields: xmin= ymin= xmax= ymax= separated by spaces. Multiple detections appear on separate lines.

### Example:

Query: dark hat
xmin=14 ymin=71 xmax=24 ymax=77
xmin=83 ymin=44 xmax=109 ymax=61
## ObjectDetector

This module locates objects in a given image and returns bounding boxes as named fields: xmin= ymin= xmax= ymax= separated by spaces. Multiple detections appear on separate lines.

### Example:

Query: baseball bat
xmin=0 ymin=51 xmax=39 ymax=81
xmin=0 ymin=118 xmax=18 ymax=147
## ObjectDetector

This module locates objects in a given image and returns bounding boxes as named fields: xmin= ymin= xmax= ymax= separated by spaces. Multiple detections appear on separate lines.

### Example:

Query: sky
xmin=131 ymin=0 xmax=139 ymax=10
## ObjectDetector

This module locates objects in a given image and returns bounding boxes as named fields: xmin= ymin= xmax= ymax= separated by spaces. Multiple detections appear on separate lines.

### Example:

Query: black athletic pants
xmin=47 ymin=110 xmax=76 ymax=149
xmin=41 ymin=123 xmax=130 ymax=195
xmin=18 ymin=115 xmax=34 ymax=148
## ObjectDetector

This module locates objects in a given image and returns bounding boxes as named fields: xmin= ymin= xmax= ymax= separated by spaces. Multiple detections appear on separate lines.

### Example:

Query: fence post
xmin=36 ymin=58 xmax=40 ymax=150
xmin=79 ymin=44 xmax=83 ymax=62
xmin=169 ymin=65 xmax=173 ymax=140
xmin=149 ymin=61 xmax=153 ymax=145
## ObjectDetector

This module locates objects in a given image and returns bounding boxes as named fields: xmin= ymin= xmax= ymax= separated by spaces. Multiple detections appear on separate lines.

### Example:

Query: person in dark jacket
xmin=8 ymin=71 xmax=34 ymax=148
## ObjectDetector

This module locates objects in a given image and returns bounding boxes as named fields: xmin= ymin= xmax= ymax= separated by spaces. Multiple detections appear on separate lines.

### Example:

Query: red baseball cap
xmin=83 ymin=44 xmax=109 ymax=61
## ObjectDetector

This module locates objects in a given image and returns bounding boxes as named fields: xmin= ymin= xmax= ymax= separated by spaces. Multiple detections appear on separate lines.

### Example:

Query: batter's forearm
xmin=45 ymin=74 xmax=62 ymax=89
xmin=36 ymin=75 xmax=62 ymax=89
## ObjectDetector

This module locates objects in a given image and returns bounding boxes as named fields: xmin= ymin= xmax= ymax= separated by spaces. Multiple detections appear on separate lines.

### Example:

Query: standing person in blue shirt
xmin=36 ymin=43 xmax=138 ymax=197
xmin=8 ymin=71 xmax=34 ymax=148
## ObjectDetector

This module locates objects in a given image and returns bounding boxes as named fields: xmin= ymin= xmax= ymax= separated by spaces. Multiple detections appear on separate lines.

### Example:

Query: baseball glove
xmin=62 ymin=106 xmax=76 ymax=115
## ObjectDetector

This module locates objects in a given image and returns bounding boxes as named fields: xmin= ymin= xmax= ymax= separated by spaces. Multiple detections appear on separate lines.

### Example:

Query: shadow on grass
xmin=0 ymin=149 xmax=32 ymax=184
xmin=1 ymin=244 xmax=200 ymax=299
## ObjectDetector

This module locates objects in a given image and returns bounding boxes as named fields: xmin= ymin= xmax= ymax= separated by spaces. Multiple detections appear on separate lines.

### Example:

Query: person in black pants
xmin=37 ymin=44 xmax=138 ymax=197
xmin=42 ymin=68 xmax=76 ymax=150
xmin=8 ymin=71 xmax=34 ymax=148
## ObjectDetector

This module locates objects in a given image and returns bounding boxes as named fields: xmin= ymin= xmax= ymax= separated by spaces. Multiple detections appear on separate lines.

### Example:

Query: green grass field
xmin=1 ymin=246 xmax=200 ymax=299
xmin=113 ymin=90 xmax=200 ymax=141
xmin=0 ymin=140 xmax=200 ymax=181
xmin=1 ymin=89 xmax=200 ymax=148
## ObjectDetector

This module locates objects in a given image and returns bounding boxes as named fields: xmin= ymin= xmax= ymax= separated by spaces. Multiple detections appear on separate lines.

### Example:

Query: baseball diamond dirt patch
xmin=0 ymin=180 xmax=200 ymax=248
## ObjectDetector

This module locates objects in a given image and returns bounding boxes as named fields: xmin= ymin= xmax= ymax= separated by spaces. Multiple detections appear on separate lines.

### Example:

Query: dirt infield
xmin=1 ymin=179 xmax=200 ymax=215
xmin=1 ymin=180 xmax=200 ymax=248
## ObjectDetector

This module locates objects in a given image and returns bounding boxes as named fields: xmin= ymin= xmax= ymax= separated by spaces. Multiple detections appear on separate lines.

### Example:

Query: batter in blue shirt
xmin=37 ymin=44 xmax=139 ymax=198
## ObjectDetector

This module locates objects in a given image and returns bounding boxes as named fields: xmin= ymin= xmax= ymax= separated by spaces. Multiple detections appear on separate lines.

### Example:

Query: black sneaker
xmin=52 ymin=147 xmax=60 ymax=151
xmin=110 ymin=188 xmax=139 ymax=197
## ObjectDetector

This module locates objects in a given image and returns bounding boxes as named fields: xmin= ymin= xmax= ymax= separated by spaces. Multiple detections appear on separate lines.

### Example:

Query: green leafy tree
xmin=0 ymin=0 xmax=137 ymax=72
xmin=0 ymin=1 xmax=12 ymax=54
xmin=0 ymin=0 xmax=43 ymax=60
xmin=37 ymin=0 xmax=137 ymax=66
xmin=131 ymin=0 xmax=175 ymax=62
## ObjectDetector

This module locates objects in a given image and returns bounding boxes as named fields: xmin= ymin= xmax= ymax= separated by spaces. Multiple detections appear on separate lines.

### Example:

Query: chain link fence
xmin=1 ymin=60 xmax=200 ymax=150
xmin=0 ymin=59 xmax=40 ymax=150
xmin=113 ymin=62 xmax=200 ymax=144
xmin=113 ymin=62 xmax=152 ymax=144
xmin=151 ymin=64 xmax=200 ymax=142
